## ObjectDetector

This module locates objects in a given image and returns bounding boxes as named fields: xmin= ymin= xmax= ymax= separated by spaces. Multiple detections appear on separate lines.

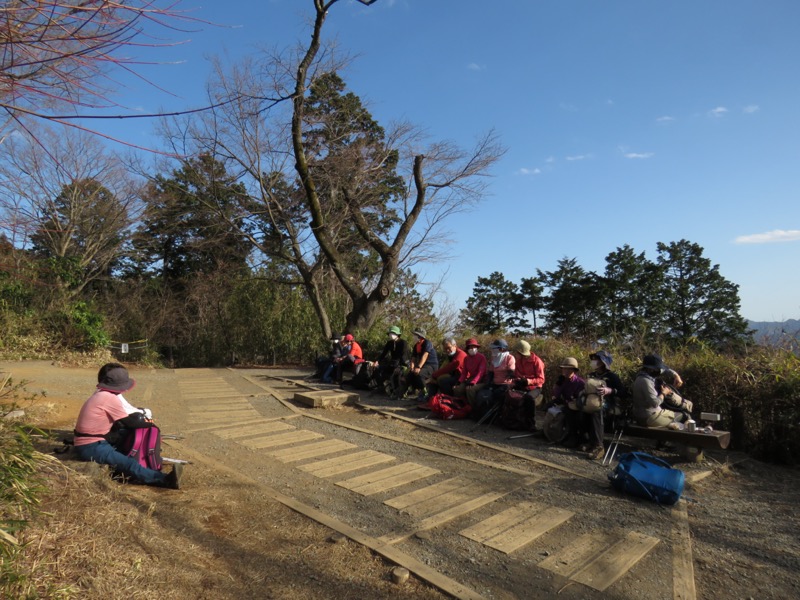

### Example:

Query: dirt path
xmin=5 ymin=361 xmax=800 ymax=599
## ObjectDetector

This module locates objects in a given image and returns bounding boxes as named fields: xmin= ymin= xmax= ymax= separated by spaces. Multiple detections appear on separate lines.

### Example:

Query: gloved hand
xmin=142 ymin=408 xmax=153 ymax=420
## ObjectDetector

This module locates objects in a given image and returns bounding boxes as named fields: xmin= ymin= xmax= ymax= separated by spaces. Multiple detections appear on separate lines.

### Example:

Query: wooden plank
xmin=180 ymin=388 xmax=235 ymax=394
xmin=404 ymin=490 xmax=473 ymax=518
xmin=178 ymin=444 xmax=488 ymax=600
xmin=185 ymin=415 xmax=300 ymax=434
xmin=195 ymin=403 xmax=254 ymax=413
xmin=268 ymin=439 xmax=358 ymax=463
xmin=348 ymin=465 xmax=440 ymax=496
xmin=459 ymin=502 xmax=541 ymax=544
xmin=538 ymin=532 xmax=613 ymax=577
xmin=485 ymin=506 xmax=574 ymax=554
xmin=672 ymin=500 xmax=697 ymax=600
xmin=337 ymin=462 xmax=438 ymax=491
xmin=624 ymin=424 xmax=730 ymax=449
xmin=188 ymin=410 xmax=259 ymax=422
xmin=300 ymin=450 xmax=396 ymax=478
xmin=571 ymin=531 xmax=660 ymax=592
xmin=293 ymin=390 xmax=358 ymax=408
xmin=350 ymin=402 xmax=596 ymax=481
xmin=213 ymin=421 xmax=295 ymax=439
xmin=182 ymin=393 xmax=247 ymax=400
xmin=241 ymin=430 xmax=324 ymax=449
xmin=416 ymin=492 xmax=505 ymax=531
xmin=385 ymin=478 xmax=466 ymax=510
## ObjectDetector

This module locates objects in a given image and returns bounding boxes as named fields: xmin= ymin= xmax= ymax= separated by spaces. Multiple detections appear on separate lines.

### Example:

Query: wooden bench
xmin=622 ymin=424 xmax=730 ymax=461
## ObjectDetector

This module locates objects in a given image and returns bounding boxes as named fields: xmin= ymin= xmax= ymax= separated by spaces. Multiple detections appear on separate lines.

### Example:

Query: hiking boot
xmin=162 ymin=464 xmax=183 ymax=490
xmin=588 ymin=446 xmax=605 ymax=461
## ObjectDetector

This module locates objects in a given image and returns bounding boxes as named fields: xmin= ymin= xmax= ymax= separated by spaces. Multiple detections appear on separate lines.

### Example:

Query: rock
xmin=327 ymin=533 xmax=347 ymax=544
xmin=2 ymin=409 xmax=25 ymax=420
xmin=414 ymin=531 xmax=432 ymax=541
xmin=391 ymin=567 xmax=410 ymax=585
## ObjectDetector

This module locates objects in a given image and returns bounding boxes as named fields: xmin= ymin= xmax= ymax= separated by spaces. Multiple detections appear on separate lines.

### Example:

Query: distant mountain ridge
xmin=748 ymin=319 xmax=800 ymax=347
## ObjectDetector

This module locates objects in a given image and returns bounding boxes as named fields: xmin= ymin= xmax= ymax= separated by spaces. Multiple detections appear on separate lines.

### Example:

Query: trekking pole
xmin=508 ymin=433 xmax=535 ymax=440
xmin=469 ymin=403 xmax=499 ymax=432
xmin=602 ymin=429 xmax=624 ymax=466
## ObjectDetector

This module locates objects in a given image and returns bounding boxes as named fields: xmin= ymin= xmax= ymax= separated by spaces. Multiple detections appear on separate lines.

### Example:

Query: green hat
xmin=388 ymin=326 xmax=401 ymax=336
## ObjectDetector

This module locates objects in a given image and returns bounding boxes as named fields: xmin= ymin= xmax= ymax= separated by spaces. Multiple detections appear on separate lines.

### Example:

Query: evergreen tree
xmin=539 ymin=257 xmax=602 ymax=339
xmin=461 ymin=271 xmax=526 ymax=334
xmin=601 ymin=244 xmax=664 ymax=340
xmin=513 ymin=276 xmax=545 ymax=336
xmin=655 ymin=239 xmax=751 ymax=346
xmin=131 ymin=154 xmax=251 ymax=284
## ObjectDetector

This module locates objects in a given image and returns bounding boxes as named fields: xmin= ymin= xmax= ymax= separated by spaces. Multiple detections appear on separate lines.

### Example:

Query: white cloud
xmin=545 ymin=156 xmax=555 ymax=163
xmin=743 ymin=104 xmax=760 ymax=114
xmin=624 ymin=152 xmax=654 ymax=159
xmin=467 ymin=63 xmax=484 ymax=71
xmin=518 ymin=167 xmax=542 ymax=176
xmin=734 ymin=229 xmax=800 ymax=244
xmin=565 ymin=154 xmax=591 ymax=161
xmin=656 ymin=115 xmax=675 ymax=123
xmin=709 ymin=106 xmax=728 ymax=117
xmin=559 ymin=102 xmax=578 ymax=112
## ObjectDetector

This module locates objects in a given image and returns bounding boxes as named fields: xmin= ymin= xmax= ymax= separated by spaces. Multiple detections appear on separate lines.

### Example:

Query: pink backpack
xmin=118 ymin=426 xmax=163 ymax=471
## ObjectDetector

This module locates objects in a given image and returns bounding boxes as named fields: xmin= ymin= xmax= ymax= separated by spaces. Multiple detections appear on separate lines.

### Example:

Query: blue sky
xmin=90 ymin=0 xmax=800 ymax=322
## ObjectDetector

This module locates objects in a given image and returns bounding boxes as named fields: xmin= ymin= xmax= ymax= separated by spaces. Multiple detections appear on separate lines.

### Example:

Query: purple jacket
xmin=552 ymin=373 xmax=585 ymax=404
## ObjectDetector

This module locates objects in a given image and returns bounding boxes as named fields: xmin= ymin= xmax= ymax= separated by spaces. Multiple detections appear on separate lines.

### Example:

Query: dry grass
xmin=8 ymin=450 xmax=446 ymax=600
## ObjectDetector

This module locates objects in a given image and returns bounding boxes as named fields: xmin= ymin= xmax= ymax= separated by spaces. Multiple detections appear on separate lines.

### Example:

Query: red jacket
xmin=432 ymin=348 xmax=467 ymax=379
xmin=459 ymin=352 xmax=488 ymax=385
xmin=347 ymin=341 xmax=364 ymax=363
xmin=514 ymin=353 xmax=545 ymax=389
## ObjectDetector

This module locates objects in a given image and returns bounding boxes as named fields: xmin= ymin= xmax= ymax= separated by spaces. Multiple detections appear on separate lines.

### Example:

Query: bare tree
xmin=0 ymin=125 xmax=140 ymax=298
xmin=0 ymin=1 xmax=200 ymax=137
xmin=162 ymin=0 xmax=504 ymax=336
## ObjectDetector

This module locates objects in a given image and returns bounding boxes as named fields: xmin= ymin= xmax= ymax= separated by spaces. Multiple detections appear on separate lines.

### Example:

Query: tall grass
xmin=0 ymin=376 xmax=50 ymax=595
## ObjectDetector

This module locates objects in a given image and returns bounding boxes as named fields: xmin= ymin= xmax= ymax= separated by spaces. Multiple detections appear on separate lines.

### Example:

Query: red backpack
xmin=429 ymin=393 xmax=472 ymax=420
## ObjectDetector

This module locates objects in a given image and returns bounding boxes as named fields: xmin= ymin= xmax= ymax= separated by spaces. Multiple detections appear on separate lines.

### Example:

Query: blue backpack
xmin=608 ymin=452 xmax=685 ymax=505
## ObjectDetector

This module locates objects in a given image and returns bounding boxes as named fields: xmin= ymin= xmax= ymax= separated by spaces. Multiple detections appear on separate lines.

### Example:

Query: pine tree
xmin=655 ymin=239 xmax=751 ymax=346
xmin=461 ymin=272 xmax=526 ymax=334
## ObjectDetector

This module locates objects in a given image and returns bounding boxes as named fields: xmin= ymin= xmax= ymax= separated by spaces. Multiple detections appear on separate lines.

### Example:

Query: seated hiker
xmin=508 ymin=339 xmax=545 ymax=429
xmin=399 ymin=328 xmax=439 ymax=401
xmin=424 ymin=337 xmax=467 ymax=400
xmin=550 ymin=357 xmax=586 ymax=448
xmin=471 ymin=339 xmax=516 ymax=417
xmin=657 ymin=366 xmax=693 ymax=421
xmin=582 ymin=350 xmax=626 ymax=460
xmin=453 ymin=338 xmax=488 ymax=405
xmin=317 ymin=332 xmax=344 ymax=382
xmin=73 ymin=364 xmax=182 ymax=489
xmin=370 ymin=326 xmax=409 ymax=394
xmin=333 ymin=334 xmax=364 ymax=384
xmin=97 ymin=362 xmax=154 ymax=449
xmin=631 ymin=354 xmax=683 ymax=427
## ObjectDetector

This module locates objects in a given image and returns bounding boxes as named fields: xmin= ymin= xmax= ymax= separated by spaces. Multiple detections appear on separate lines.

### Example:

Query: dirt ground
xmin=3 ymin=360 xmax=800 ymax=600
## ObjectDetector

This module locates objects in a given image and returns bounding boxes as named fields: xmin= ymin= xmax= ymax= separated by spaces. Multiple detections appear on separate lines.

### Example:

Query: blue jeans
xmin=75 ymin=440 xmax=166 ymax=485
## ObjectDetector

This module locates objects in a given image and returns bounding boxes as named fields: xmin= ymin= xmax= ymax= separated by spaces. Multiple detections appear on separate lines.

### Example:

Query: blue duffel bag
xmin=608 ymin=452 xmax=685 ymax=506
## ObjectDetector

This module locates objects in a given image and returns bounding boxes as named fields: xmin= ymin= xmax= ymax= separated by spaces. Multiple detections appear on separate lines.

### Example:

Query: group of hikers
xmin=70 ymin=330 xmax=693 ymax=490
xmin=314 ymin=327 xmax=695 ymax=461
